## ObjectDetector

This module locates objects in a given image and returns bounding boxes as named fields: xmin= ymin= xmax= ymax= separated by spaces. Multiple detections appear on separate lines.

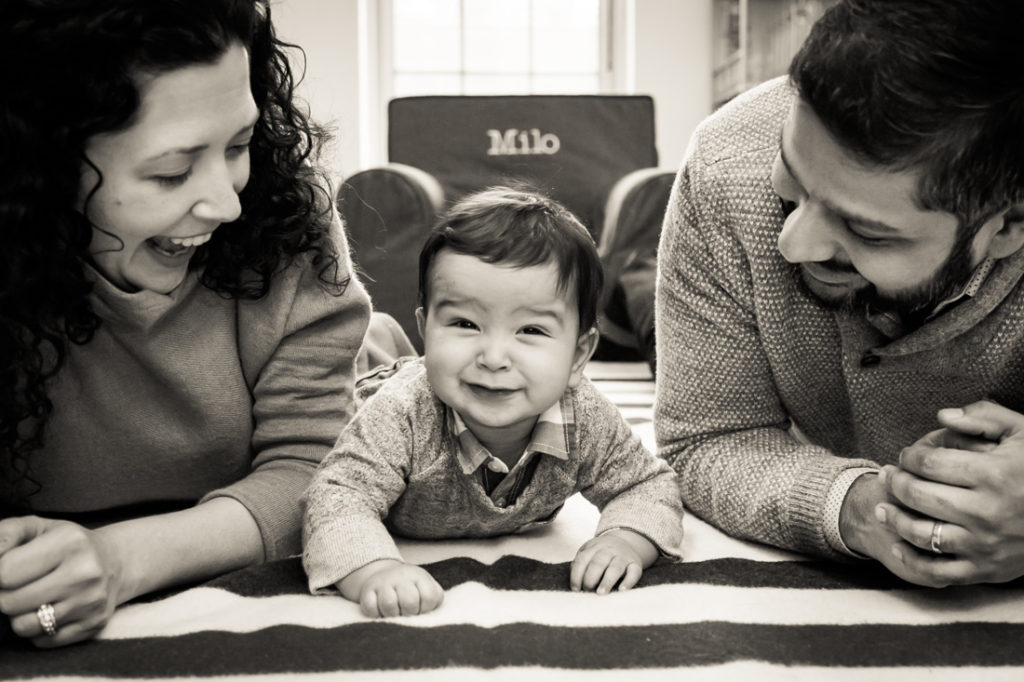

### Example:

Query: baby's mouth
xmin=148 ymin=232 xmax=213 ymax=257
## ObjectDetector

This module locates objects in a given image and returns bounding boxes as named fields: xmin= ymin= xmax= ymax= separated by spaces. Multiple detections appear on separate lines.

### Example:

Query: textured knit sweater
xmin=303 ymin=359 xmax=683 ymax=592
xmin=655 ymin=77 xmax=1024 ymax=560
xmin=22 ymin=221 xmax=371 ymax=560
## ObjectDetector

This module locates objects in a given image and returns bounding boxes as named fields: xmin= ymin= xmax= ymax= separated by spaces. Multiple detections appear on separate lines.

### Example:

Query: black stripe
xmin=4 ymin=622 xmax=1022 ymax=676
xmin=187 ymin=556 xmax=1000 ymax=599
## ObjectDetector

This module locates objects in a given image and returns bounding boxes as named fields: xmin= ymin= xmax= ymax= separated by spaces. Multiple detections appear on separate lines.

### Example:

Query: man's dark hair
xmin=790 ymin=0 xmax=1024 ymax=234
xmin=418 ymin=185 xmax=604 ymax=334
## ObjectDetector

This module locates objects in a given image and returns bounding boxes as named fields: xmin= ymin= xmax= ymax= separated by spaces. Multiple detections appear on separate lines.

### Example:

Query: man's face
xmin=770 ymin=98 xmax=999 ymax=318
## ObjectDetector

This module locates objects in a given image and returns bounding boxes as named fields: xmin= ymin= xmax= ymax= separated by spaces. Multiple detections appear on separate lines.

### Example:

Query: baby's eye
xmin=520 ymin=326 xmax=548 ymax=336
xmin=451 ymin=318 xmax=478 ymax=330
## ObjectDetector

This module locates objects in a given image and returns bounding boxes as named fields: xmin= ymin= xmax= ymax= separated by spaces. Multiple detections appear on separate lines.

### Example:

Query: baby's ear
xmin=415 ymin=307 xmax=426 ymax=342
xmin=568 ymin=327 xmax=600 ymax=388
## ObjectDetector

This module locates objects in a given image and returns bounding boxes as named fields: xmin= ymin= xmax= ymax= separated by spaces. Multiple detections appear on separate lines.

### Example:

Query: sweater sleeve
xmin=574 ymin=380 xmax=684 ymax=559
xmin=301 ymin=370 xmax=422 ymax=593
xmin=654 ymin=130 xmax=875 ymax=560
xmin=201 ymin=211 xmax=372 ymax=560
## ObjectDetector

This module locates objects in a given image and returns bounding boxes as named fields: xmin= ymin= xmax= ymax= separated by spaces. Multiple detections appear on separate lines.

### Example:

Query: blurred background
xmin=273 ymin=0 xmax=839 ymax=184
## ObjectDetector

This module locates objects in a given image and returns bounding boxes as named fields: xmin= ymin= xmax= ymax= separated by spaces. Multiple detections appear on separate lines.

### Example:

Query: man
xmin=655 ymin=0 xmax=1024 ymax=587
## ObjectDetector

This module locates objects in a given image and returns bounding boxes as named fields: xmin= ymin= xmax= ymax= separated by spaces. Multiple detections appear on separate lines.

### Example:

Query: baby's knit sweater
xmin=655 ymin=77 xmax=1024 ymax=559
xmin=303 ymin=359 xmax=683 ymax=591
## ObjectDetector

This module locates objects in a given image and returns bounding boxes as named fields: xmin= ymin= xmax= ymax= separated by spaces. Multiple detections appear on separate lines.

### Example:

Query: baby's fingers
xmin=595 ymin=557 xmax=630 ymax=595
xmin=569 ymin=550 xmax=593 ymax=591
xmin=416 ymin=578 xmax=444 ymax=614
xmin=359 ymin=589 xmax=380 ymax=618
xmin=617 ymin=562 xmax=643 ymax=592
xmin=580 ymin=553 xmax=615 ymax=592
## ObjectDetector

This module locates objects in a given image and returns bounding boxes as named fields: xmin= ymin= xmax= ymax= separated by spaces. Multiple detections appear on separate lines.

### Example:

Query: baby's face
xmin=417 ymin=250 xmax=594 ymax=447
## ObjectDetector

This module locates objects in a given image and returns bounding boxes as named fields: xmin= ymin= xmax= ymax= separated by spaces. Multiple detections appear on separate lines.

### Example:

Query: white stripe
xmin=99 ymin=580 xmax=1024 ymax=640
xmin=30 ymin=666 xmax=1024 ymax=682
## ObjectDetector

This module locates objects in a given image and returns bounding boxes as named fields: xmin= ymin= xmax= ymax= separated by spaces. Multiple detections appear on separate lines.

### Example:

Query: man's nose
xmin=776 ymin=201 xmax=840 ymax=264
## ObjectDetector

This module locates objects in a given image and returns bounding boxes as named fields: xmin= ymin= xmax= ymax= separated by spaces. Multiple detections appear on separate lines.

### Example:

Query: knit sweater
xmin=303 ymin=358 xmax=683 ymax=592
xmin=22 ymin=220 xmax=371 ymax=560
xmin=654 ymin=77 xmax=1024 ymax=560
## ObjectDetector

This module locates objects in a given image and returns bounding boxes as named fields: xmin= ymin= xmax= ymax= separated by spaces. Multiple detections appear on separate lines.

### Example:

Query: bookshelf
xmin=712 ymin=0 xmax=839 ymax=107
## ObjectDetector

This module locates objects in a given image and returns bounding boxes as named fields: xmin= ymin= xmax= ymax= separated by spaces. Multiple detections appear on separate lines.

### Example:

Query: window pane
xmin=464 ymin=74 xmax=531 ymax=95
xmin=394 ymin=73 xmax=463 ymax=97
xmin=533 ymin=0 xmax=600 ymax=73
xmin=531 ymin=74 xmax=600 ymax=94
xmin=393 ymin=0 xmax=461 ymax=71
xmin=533 ymin=28 xmax=598 ymax=73
xmin=464 ymin=0 xmax=529 ymax=73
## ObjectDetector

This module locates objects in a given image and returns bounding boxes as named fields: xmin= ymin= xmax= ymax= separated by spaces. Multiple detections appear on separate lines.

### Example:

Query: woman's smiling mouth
xmin=147 ymin=231 xmax=214 ymax=257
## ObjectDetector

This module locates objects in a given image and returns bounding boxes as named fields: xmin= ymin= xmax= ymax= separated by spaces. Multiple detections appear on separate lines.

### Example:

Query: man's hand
xmin=570 ymin=529 xmax=657 ymax=594
xmin=337 ymin=559 xmax=444 ymax=618
xmin=874 ymin=400 xmax=1024 ymax=586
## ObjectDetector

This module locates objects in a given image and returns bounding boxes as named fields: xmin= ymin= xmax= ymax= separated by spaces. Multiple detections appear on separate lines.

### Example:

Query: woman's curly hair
xmin=0 ymin=0 xmax=344 ymax=506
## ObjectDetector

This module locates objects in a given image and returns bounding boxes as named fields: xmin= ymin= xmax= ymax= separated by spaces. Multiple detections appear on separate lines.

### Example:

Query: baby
xmin=303 ymin=186 xmax=683 ymax=617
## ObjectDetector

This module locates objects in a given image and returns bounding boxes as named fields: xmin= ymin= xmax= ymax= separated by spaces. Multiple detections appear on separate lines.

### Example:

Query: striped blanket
xmin=4 ymin=363 xmax=1023 ymax=681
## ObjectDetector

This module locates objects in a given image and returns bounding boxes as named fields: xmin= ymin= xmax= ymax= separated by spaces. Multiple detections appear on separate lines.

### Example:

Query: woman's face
xmin=79 ymin=42 xmax=259 ymax=294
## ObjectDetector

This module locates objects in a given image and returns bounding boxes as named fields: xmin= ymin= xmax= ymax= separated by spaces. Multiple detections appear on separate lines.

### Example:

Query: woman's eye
xmin=152 ymin=170 xmax=191 ymax=187
xmin=227 ymin=142 xmax=251 ymax=157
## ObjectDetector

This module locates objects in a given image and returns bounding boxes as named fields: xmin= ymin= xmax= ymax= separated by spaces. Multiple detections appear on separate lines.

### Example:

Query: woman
xmin=0 ymin=0 xmax=371 ymax=646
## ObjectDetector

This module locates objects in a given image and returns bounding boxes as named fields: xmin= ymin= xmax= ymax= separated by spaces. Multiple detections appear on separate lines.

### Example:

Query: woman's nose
xmin=192 ymin=161 xmax=245 ymax=224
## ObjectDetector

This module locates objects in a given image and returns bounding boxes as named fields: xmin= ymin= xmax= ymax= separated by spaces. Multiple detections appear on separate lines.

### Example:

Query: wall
xmin=273 ymin=0 xmax=362 ymax=186
xmin=633 ymin=0 xmax=713 ymax=171
xmin=273 ymin=0 xmax=714 ymax=181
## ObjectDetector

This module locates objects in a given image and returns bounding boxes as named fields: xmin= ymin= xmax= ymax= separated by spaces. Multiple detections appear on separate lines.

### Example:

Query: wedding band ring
xmin=36 ymin=603 xmax=57 ymax=637
xmin=929 ymin=521 xmax=944 ymax=554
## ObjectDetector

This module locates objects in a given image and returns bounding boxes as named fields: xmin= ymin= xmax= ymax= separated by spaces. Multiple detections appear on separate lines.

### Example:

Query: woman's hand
xmin=874 ymin=400 xmax=1024 ymax=586
xmin=0 ymin=516 xmax=126 ymax=647
xmin=0 ymin=497 xmax=264 ymax=647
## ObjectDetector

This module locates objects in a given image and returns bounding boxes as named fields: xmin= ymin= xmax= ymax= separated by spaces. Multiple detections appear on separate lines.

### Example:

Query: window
xmin=363 ymin=0 xmax=627 ymax=166
xmin=381 ymin=0 xmax=620 ymax=97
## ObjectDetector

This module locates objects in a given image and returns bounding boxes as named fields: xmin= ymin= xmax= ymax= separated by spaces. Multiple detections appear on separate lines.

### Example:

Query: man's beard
xmin=796 ymin=232 xmax=976 ymax=331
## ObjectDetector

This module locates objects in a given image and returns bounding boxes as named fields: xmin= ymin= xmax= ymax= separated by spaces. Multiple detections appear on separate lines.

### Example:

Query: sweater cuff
xmin=595 ymin=505 xmax=684 ymax=561
xmin=302 ymin=516 xmax=403 ymax=593
xmin=200 ymin=462 xmax=317 ymax=561
xmin=824 ymin=468 xmax=879 ymax=558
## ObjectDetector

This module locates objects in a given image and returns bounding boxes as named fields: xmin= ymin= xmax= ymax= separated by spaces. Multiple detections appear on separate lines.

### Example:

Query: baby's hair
xmin=418 ymin=185 xmax=604 ymax=333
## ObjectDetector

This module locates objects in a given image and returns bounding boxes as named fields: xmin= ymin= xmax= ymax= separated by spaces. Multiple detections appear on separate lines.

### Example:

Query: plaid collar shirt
xmin=449 ymin=396 xmax=575 ymax=508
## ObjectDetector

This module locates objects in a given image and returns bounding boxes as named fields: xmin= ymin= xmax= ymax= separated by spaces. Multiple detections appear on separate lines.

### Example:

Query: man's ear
xmin=415 ymin=307 xmax=426 ymax=343
xmin=567 ymin=327 xmax=600 ymax=388
xmin=982 ymin=203 xmax=1024 ymax=260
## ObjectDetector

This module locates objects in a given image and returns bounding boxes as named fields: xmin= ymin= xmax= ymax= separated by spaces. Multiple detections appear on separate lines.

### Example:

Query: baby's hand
xmin=570 ymin=529 xmax=657 ymax=594
xmin=336 ymin=559 xmax=444 ymax=618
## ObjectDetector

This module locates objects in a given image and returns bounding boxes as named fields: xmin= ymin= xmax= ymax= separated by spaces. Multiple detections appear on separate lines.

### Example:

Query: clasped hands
xmin=338 ymin=528 xmax=655 ymax=618
xmin=848 ymin=400 xmax=1024 ymax=587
